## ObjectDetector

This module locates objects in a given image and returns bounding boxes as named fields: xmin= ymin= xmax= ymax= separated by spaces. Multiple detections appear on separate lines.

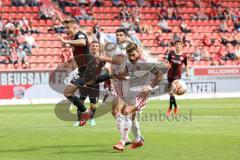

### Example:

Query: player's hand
xmin=56 ymin=35 xmax=66 ymax=43
xmin=140 ymin=85 xmax=152 ymax=97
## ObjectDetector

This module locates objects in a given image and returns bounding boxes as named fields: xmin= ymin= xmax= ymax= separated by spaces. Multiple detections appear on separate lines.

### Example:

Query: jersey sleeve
xmin=183 ymin=55 xmax=188 ymax=66
xmin=166 ymin=51 xmax=172 ymax=62
xmin=74 ymin=32 xmax=87 ymax=41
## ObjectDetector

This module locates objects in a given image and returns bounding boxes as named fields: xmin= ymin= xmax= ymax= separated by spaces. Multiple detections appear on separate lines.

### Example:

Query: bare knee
xmin=122 ymin=107 xmax=134 ymax=116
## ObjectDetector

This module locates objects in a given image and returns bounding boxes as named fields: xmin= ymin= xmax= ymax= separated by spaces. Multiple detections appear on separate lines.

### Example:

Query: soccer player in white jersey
xmin=98 ymin=28 xmax=143 ymax=145
xmin=113 ymin=42 xmax=165 ymax=151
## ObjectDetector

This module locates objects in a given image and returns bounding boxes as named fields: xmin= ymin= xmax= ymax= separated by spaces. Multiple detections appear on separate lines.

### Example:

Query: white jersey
xmin=105 ymin=41 xmax=130 ymax=99
xmin=126 ymin=56 xmax=164 ymax=109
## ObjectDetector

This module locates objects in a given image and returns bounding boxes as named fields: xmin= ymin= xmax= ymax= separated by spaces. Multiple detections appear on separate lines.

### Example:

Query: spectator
xmin=201 ymin=47 xmax=212 ymax=61
xmin=0 ymin=0 xmax=2 ymax=7
xmin=209 ymin=7 xmax=219 ymax=20
xmin=24 ymin=33 xmax=37 ymax=51
xmin=141 ymin=21 xmax=153 ymax=34
xmin=16 ymin=46 xmax=29 ymax=68
xmin=8 ymin=48 xmax=18 ymax=66
xmin=180 ymin=21 xmax=191 ymax=33
xmin=132 ymin=7 xmax=140 ymax=22
xmin=192 ymin=8 xmax=208 ymax=20
xmin=91 ymin=0 xmax=103 ymax=7
xmin=212 ymin=46 xmax=225 ymax=65
xmin=192 ymin=46 xmax=203 ymax=61
xmin=232 ymin=8 xmax=240 ymax=21
xmin=4 ymin=20 xmax=15 ymax=36
xmin=137 ymin=0 xmax=144 ymax=6
xmin=0 ymin=17 xmax=3 ymax=34
xmin=155 ymin=30 xmax=169 ymax=47
xmin=211 ymin=0 xmax=221 ymax=8
xmin=171 ymin=33 xmax=181 ymax=45
xmin=166 ymin=7 xmax=177 ymax=20
xmin=193 ymin=0 xmax=203 ymax=8
xmin=0 ymin=55 xmax=8 ymax=64
xmin=0 ymin=36 xmax=8 ymax=49
xmin=221 ymin=44 xmax=237 ymax=61
xmin=233 ymin=18 xmax=240 ymax=32
xmin=203 ymin=34 xmax=214 ymax=47
xmin=157 ymin=6 xmax=167 ymax=20
xmin=158 ymin=19 xmax=172 ymax=33
xmin=112 ymin=0 xmax=123 ymax=6
xmin=121 ymin=19 xmax=132 ymax=30
xmin=74 ymin=5 xmax=93 ymax=21
xmin=168 ymin=0 xmax=177 ymax=7
xmin=219 ymin=33 xmax=233 ymax=46
xmin=222 ymin=7 xmax=232 ymax=21
xmin=235 ymin=44 xmax=240 ymax=59
xmin=119 ymin=6 xmax=131 ymax=20
xmin=129 ymin=19 xmax=141 ymax=33
xmin=39 ymin=5 xmax=55 ymax=20
xmin=151 ymin=0 xmax=163 ymax=7
xmin=219 ymin=20 xmax=230 ymax=32
xmin=183 ymin=34 xmax=193 ymax=47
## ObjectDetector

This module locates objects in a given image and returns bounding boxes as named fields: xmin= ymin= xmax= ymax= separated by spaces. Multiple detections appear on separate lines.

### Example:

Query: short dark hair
xmin=63 ymin=18 xmax=77 ymax=25
xmin=126 ymin=42 xmax=138 ymax=54
xmin=91 ymin=40 xmax=100 ymax=44
xmin=116 ymin=28 xmax=129 ymax=36
xmin=174 ymin=39 xmax=182 ymax=45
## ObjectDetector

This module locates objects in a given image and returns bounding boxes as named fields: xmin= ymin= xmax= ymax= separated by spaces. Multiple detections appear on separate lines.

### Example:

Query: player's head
xmin=126 ymin=42 xmax=140 ymax=64
xmin=63 ymin=18 xmax=79 ymax=37
xmin=91 ymin=41 xmax=100 ymax=55
xmin=174 ymin=40 xmax=183 ymax=54
xmin=116 ymin=28 xmax=128 ymax=44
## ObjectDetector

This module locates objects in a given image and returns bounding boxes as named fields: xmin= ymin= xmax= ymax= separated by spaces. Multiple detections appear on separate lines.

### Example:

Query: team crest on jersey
xmin=78 ymin=34 xmax=85 ymax=39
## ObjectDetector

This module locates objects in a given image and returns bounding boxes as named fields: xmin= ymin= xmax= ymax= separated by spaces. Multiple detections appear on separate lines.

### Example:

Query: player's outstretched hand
xmin=56 ymin=35 xmax=66 ymax=43
xmin=140 ymin=85 xmax=152 ymax=97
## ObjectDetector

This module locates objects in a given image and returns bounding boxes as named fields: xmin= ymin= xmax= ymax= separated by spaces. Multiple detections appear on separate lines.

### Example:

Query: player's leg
xmin=166 ymin=78 xmax=174 ymax=116
xmin=131 ymin=113 xmax=143 ymax=143
xmin=88 ymin=85 xmax=99 ymax=126
xmin=64 ymin=84 xmax=93 ymax=126
xmin=112 ymin=97 xmax=124 ymax=134
xmin=113 ymin=105 xmax=136 ymax=151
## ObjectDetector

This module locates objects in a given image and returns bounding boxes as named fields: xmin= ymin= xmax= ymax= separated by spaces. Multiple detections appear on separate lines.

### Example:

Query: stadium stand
xmin=0 ymin=0 xmax=240 ymax=70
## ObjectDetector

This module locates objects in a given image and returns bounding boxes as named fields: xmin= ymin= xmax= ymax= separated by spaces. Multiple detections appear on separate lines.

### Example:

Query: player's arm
xmin=54 ymin=10 xmax=64 ymax=24
xmin=140 ymin=64 xmax=164 ymax=96
xmin=98 ymin=54 xmax=124 ymax=65
xmin=185 ymin=57 xmax=190 ymax=77
xmin=56 ymin=35 xmax=86 ymax=46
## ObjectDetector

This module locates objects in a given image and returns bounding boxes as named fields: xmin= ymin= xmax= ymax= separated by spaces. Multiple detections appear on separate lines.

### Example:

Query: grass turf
xmin=0 ymin=98 xmax=240 ymax=160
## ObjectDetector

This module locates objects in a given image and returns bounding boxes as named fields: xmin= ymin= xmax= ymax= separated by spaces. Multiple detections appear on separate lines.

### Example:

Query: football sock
xmin=172 ymin=95 xmax=177 ymax=108
xmin=67 ymin=96 xmax=87 ymax=112
xmin=131 ymin=118 xmax=141 ymax=142
xmin=115 ymin=114 xmax=123 ymax=133
xmin=121 ymin=115 xmax=132 ymax=145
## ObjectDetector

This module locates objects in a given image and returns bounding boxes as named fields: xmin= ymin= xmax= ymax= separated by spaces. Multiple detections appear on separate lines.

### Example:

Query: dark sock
xmin=95 ymin=74 xmax=112 ymax=84
xmin=77 ymin=107 xmax=82 ymax=121
xmin=169 ymin=95 xmax=176 ymax=109
xmin=89 ymin=106 xmax=96 ymax=118
xmin=171 ymin=95 xmax=177 ymax=108
xmin=67 ymin=95 xmax=87 ymax=112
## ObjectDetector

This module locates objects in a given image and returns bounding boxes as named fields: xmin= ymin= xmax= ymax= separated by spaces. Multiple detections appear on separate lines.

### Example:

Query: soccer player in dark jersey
xmin=75 ymin=41 xmax=106 ymax=126
xmin=56 ymin=18 xmax=96 ymax=124
xmin=166 ymin=40 xmax=189 ymax=116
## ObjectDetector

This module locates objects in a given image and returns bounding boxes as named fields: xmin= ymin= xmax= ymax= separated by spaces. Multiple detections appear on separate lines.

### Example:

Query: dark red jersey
xmin=166 ymin=50 xmax=188 ymax=79
xmin=95 ymin=56 xmax=106 ymax=75
xmin=71 ymin=31 xmax=95 ymax=68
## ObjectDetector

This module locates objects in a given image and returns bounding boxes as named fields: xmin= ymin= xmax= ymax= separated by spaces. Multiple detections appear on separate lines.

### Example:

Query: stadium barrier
xmin=0 ymin=66 xmax=240 ymax=105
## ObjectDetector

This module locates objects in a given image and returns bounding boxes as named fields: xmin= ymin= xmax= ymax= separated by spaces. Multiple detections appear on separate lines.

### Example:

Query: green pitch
xmin=0 ymin=98 xmax=240 ymax=160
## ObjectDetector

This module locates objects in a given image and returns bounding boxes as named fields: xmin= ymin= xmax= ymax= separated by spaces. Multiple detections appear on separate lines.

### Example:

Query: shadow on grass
xmin=0 ymin=144 xmax=130 ymax=155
